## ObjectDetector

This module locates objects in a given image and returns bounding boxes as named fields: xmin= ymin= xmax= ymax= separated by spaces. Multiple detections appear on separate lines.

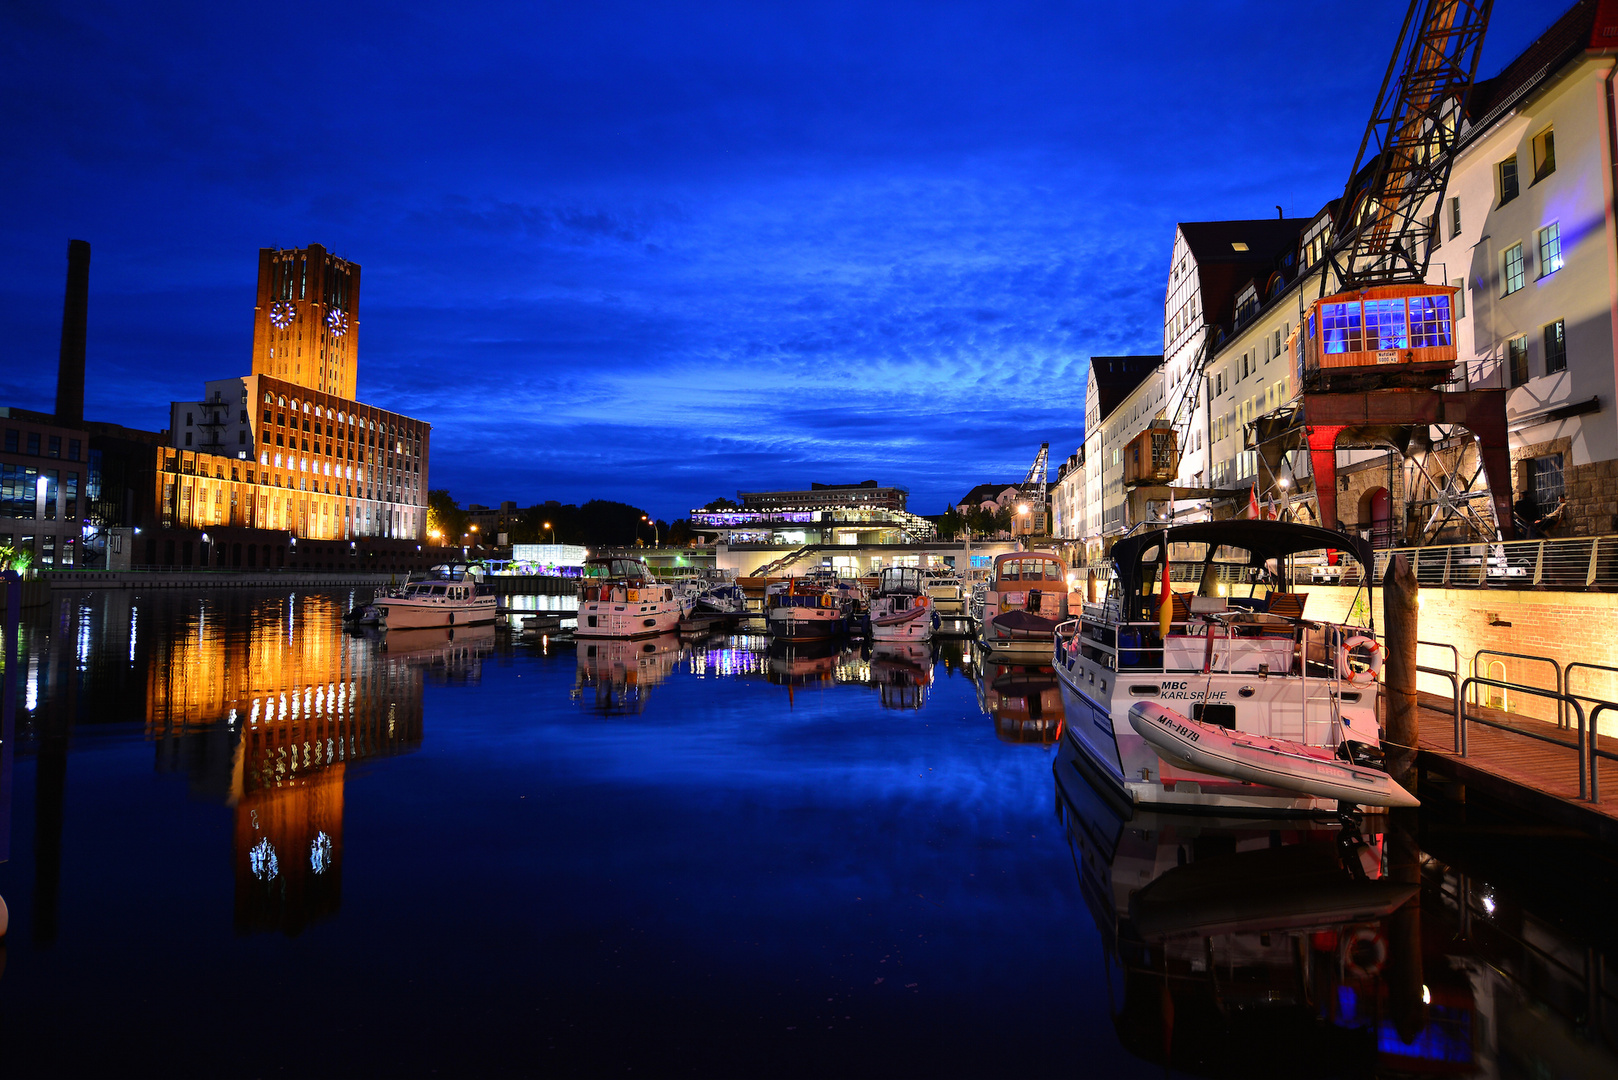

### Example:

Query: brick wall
xmin=1298 ymin=582 xmax=1618 ymax=734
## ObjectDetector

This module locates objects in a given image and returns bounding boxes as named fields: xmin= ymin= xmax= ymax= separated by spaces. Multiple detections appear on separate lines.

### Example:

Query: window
xmin=1503 ymin=243 xmax=1525 ymax=295
xmin=1538 ymin=223 xmax=1563 ymax=276
xmin=1450 ymin=197 xmax=1462 ymax=238
xmin=1533 ymin=127 xmax=1555 ymax=182
xmin=1363 ymin=297 xmax=1409 ymax=350
xmin=1530 ymin=453 xmax=1564 ymax=518
xmin=1507 ymin=334 xmax=1529 ymax=387
xmin=3 ymin=430 xmax=14 ymax=453
xmin=1428 ymin=212 xmax=1440 ymax=254
xmin=185 ymin=432 xmax=193 ymax=446
xmin=26 ymin=433 xmax=39 ymax=455
xmin=1544 ymin=319 xmax=1566 ymax=374
xmin=1 ymin=463 xmax=39 ymax=519
xmin=67 ymin=439 xmax=80 ymax=461
xmin=1499 ymin=155 xmax=1519 ymax=204
xmin=1321 ymin=300 xmax=1363 ymax=354
xmin=47 ymin=435 xmax=60 ymax=458
xmin=1408 ymin=295 xmax=1452 ymax=348
xmin=1452 ymin=279 xmax=1466 ymax=318
xmin=186 ymin=412 xmax=193 ymax=426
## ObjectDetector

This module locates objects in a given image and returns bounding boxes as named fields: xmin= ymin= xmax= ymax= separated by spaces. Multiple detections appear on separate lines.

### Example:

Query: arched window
xmin=303 ymin=402 xmax=310 ymax=413
xmin=278 ymin=395 xmax=286 ymax=407
xmin=264 ymin=392 xmax=273 ymax=404
xmin=315 ymin=406 xmax=323 ymax=418
xmin=338 ymin=411 xmax=345 ymax=423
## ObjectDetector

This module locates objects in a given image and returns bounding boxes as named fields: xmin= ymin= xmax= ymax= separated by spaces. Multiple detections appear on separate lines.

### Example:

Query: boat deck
xmin=1408 ymin=690 xmax=1618 ymax=843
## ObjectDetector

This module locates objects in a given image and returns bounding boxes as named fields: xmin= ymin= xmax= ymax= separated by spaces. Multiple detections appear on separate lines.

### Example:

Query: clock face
xmin=268 ymin=301 xmax=295 ymax=329
xmin=326 ymin=308 xmax=350 ymax=337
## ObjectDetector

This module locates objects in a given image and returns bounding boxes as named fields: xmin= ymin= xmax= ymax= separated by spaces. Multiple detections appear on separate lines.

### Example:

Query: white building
xmin=1051 ymin=448 xmax=1084 ymax=540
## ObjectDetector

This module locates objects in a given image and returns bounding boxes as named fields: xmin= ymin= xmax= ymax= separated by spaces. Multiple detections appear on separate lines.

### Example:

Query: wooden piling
xmin=1384 ymin=553 xmax=1419 ymax=795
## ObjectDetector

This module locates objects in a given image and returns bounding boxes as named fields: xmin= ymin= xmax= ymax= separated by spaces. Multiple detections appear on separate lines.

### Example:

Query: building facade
xmin=0 ymin=407 xmax=90 ymax=568
xmin=1051 ymin=448 xmax=1084 ymax=540
xmin=251 ymin=244 xmax=361 ymax=400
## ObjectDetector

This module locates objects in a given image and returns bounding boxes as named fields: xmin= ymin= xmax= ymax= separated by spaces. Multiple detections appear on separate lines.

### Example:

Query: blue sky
xmin=0 ymin=1 xmax=1561 ymax=520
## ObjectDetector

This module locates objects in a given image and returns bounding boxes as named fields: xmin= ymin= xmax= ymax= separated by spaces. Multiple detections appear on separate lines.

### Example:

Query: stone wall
xmin=1512 ymin=435 xmax=1618 ymax=539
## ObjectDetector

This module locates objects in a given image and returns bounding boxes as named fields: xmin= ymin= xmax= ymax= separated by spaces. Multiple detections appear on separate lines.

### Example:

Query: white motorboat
xmin=1054 ymin=520 xmax=1408 ymax=814
xmin=975 ymin=550 xmax=1079 ymax=660
xmin=692 ymin=579 xmax=748 ymax=616
xmin=374 ymin=565 xmax=497 ymax=629
xmin=867 ymin=566 xmax=935 ymax=643
xmin=576 ymin=556 xmax=690 ymax=638
xmin=923 ymin=568 xmax=968 ymax=617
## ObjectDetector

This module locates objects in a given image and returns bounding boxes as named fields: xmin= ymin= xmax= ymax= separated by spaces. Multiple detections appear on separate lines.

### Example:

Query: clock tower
xmin=251 ymin=244 xmax=360 ymax=399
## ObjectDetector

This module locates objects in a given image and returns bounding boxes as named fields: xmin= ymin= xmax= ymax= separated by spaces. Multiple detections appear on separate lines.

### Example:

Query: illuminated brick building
xmin=149 ymin=244 xmax=432 ymax=558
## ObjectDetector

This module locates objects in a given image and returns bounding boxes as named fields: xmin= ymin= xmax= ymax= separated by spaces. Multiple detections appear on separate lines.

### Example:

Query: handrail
xmin=1564 ymin=662 xmax=1618 ymax=737
xmin=1459 ymin=676 xmax=1588 ymax=799
xmin=1376 ymin=634 xmax=1462 ymax=752
xmin=1591 ymin=703 xmax=1618 ymax=802
xmin=1474 ymin=649 xmax=1565 ymax=729
xmin=1279 ymin=533 xmax=1618 ymax=590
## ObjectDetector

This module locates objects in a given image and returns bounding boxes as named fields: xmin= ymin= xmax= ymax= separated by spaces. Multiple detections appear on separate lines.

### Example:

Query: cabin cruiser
xmin=576 ymin=556 xmax=691 ymax=638
xmin=867 ymin=566 xmax=935 ymax=643
xmin=691 ymin=578 xmax=749 ymax=616
xmin=1055 ymin=742 xmax=1423 ymax=1076
xmin=923 ymin=568 xmax=967 ymax=616
xmin=1054 ymin=521 xmax=1413 ymax=813
xmin=764 ymin=574 xmax=861 ymax=642
xmin=974 ymin=550 xmax=1078 ymax=660
xmin=373 ymin=564 xmax=497 ymax=629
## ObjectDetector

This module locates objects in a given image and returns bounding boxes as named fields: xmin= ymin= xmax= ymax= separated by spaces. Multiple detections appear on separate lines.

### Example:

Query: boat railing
xmin=1056 ymin=612 xmax=1373 ymax=678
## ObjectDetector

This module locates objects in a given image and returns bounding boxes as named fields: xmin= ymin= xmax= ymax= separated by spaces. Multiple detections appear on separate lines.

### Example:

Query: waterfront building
xmin=467 ymin=501 xmax=520 ymax=544
xmin=0 ymin=406 xmax=91 ymax=568
xmin=1051 ymin=448 xmax=1084 ymax=540
xmin=159 ymin=245 xmax=432 ymax=550
xmin=692 ymin=480 xmax=935 ymax=544
xmin=1077 ymin=0 xmax=1618 ymax=552
xmin=1079 ymin=355 xmax=1162 ymax=562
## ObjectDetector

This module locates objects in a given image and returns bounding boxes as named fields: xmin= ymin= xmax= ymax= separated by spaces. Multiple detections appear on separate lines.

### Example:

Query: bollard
xmin=1384 ymin=553 xmax=1419 ymax=796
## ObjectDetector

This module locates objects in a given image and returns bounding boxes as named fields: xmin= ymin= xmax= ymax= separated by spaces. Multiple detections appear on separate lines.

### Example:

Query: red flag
xmin=1246 ymin=485 xmax=1261 ymax=520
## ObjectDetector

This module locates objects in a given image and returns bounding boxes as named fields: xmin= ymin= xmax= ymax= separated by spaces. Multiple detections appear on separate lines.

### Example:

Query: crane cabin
xmin=1298 ymin=283 xmax=1459 ymax=392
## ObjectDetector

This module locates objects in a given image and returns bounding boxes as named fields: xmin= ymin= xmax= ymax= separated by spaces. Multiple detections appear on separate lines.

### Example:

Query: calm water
xmin=0 ymin=587 xmax=1615 ymax=1078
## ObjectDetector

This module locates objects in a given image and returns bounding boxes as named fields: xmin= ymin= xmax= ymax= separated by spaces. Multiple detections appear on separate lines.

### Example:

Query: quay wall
xmin=39 ymin=570 xmax=397 ymax=590
xmin=1297 ymin=584 xmax=1618 ymax=733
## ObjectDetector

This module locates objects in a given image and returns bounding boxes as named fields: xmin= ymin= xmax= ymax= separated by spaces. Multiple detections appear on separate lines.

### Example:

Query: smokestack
xmin=55 ymin=239 xmax=90 ymax=427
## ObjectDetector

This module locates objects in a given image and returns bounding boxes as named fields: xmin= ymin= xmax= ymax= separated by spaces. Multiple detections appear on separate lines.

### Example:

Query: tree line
xmin=427 ymin=490 xmax=700 ymax=548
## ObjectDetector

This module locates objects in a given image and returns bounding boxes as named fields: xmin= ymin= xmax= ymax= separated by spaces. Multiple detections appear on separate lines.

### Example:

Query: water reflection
xmin=14 ymin=588 xmax=490 ymax=937
xmin=970 ymin=644 xmax=1065 ymax=746
xmin=572 ymin=633 xmax=685 ymax=715
xmin=868 ymin=641 xmax=932 ymax=711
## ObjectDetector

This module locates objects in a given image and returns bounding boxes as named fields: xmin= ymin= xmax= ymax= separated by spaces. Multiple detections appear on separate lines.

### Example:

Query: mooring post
xmin=1384 ymin=553 xmax=1419 ymax=796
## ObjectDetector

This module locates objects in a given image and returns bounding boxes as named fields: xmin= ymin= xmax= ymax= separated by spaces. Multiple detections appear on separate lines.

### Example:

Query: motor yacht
xmin=373 ymin=564 xmax=497 ymax=629
xmin=1054 ymin=521 xmax=1412 ymax=813
xmin=764 ymin=574 xmax=860 ymax=642
xmin=576 ymin=556 xmax=691 ymax=638
xmin=867 ymin=566 xmax=935 ymax=643
xmin=975 ymin=550 xmax=1078 ymax=660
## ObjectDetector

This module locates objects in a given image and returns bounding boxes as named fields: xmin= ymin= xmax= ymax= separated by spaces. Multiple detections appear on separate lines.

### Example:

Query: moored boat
xmin=576 ymin=556 xmax=689 ymax=638
xmin=975 ymin=550 xmax=1077 ymax=660
xmin=1054 ymin=520 xmax=1408 ymax=814
xmin=764 ymin=575 xmax=859 ymax=642
xmin=867 ymin=566 xmax=935 ymax=643
xmin=373 ymin=564 xmax=497 ymax=629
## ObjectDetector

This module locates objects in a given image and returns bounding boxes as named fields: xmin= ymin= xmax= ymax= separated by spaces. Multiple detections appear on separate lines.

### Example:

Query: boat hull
xmin=870 ymin=605 xmax=933 ymax=643
xmin=376 ymin=598 xmax=497 ymax=629
xmin=766 ymin=608 xmax=846 ymax=642
xmin=576 ymin=600 xmax=684 ymax=638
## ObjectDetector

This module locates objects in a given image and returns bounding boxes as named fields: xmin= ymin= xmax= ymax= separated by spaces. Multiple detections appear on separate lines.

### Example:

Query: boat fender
xmin=1337 ymin=636 xmax=1383 ymax=685
xmin=932 ymin=611 xmax=941 ymax=630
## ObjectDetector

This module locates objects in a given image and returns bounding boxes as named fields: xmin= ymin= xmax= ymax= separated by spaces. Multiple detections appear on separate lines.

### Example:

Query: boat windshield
xmin=997 ymin=557 xmax=1065 ymax=585
xmin=879 ymin=567 xmax=924 ymax=595
xmin=583 ymin=558 xmax=651 ymax=581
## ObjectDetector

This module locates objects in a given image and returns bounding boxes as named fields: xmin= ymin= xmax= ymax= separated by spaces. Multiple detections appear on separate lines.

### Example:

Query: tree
xmin=427 ymin=490 xmax=469 ymax=547
xmin=936 ymin=505 xmax=966 ymax=541
xmin=702 ymin=496 xmax=740 ymax=510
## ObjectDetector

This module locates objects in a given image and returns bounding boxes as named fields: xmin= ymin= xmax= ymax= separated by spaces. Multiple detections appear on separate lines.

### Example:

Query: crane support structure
xmin=1327 ymin=0 xmax=1494 ymax=289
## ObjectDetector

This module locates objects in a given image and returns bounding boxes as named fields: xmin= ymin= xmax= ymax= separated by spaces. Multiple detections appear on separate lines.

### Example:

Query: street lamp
xmin=543 ymin=521 xmax=555 ymax=544
xmin=642 ymin=514 xmax=658 ymax=546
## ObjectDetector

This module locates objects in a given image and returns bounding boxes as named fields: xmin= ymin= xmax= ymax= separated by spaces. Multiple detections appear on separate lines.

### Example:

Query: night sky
xmin=0 ymin=1 xmax=1559 ymax=520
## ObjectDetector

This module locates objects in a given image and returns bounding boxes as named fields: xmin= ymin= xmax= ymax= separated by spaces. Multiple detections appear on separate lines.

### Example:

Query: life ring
xmin=1338 ymin=636 xmax=1383 ymax=685
xmin=1344 ymin=928 xmax=1387 ymax=978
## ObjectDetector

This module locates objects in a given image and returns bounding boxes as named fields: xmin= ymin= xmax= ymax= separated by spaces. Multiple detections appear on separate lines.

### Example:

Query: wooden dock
xmin=1410 ymin=690 xmax=1618 ymax=844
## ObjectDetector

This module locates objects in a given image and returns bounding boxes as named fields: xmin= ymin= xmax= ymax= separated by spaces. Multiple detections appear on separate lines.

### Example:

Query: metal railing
xmin=1474 ymin=649 xmax=1565 ymax=729
xmin=1374 ymin=635 xmax=1462 ymax=751
xmin=1458 ymin=676 xmax=1589 ymax=799
xmin=1288 ymin=535 xmax=1618 ymax=590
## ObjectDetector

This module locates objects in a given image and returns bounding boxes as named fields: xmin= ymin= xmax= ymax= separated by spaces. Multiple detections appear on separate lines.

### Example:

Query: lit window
xmin=1499 ymin=155 xmax=1519 ymax=204
xmin=1544 ymin=319 xmax=1566 ymax=374
xmin=1362 ymin=297 xmax=1408 ymax=350
xmin=1408 ymin=295 xmax=1452 ymax=348
xmin=1538 ymin=223 xmax=1563 ymax=276
xmin=1502 ymin=243 xmax=1525 ymax=295
xmin=1507 ymin=334 xmax=1529 ymax=386
xmin=1532 ymin=127 xmax=1555 ymax=182
xmin=1321 ymin=301 xmax=1363 ymax=354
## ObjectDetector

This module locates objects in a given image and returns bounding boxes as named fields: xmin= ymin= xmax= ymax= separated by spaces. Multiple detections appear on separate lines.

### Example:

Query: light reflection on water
xmin=0 ymin=588 xmax=1614 ymax=1077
